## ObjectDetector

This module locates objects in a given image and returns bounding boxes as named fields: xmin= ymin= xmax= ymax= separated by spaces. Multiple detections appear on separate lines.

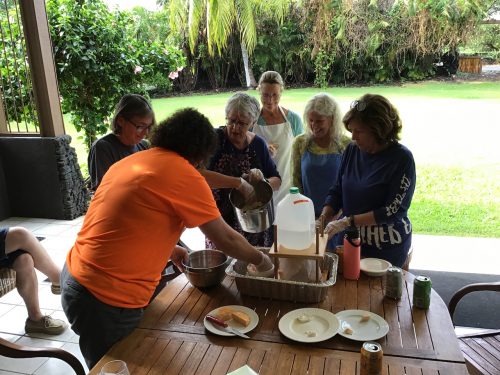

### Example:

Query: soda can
xmin=413 ymin=275 xmax=432 ymax=309
xmin=360 ymin=341 xmax=383 ymax=375
xmin=384 ymin=266 xmax=403 ymax=299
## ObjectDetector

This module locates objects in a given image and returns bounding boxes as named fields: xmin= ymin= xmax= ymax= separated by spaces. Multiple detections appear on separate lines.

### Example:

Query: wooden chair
xmin=0 ymin=337 xmax=86 ymax=375
xmin=0 ymin=268 xmax=86 ymax=375
xmin=448 ymin=281 xmax=500 ymax=375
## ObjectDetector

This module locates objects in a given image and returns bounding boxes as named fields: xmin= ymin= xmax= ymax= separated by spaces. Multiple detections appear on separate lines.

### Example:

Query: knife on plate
xmin=206 ymin=315 xmax=249 ymax=339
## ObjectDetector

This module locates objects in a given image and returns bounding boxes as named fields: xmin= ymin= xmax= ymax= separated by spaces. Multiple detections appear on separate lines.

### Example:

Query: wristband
xmin=349 ymin=215 xmax=355 ymax=227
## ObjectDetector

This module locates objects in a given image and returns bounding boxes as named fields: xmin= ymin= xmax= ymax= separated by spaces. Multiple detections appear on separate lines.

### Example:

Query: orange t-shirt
xmin=67 ymin=148 xmax=220 ymax=308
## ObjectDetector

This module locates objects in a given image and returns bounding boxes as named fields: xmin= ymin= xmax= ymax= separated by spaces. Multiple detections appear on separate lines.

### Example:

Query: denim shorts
xmin=0 ymin=227 xmax=27 ymax=268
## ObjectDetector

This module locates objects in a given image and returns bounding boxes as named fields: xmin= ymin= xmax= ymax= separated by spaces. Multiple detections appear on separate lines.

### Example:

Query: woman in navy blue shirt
xmin=321 ymin=94 xmax=416 ymax=268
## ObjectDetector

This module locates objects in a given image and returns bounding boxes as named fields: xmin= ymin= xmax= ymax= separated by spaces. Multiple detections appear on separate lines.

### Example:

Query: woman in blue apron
xmin=291 ymin=93 xmax=350 ymax=249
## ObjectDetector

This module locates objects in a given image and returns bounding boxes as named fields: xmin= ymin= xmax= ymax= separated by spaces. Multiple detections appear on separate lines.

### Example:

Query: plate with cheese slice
xmin=204 ymin=305 xmax=259 ymax=337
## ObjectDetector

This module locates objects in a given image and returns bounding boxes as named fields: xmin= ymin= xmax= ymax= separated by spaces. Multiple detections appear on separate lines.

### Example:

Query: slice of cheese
xmin=231 ymin=311 xmax=251 ymax=327
xmin=216 ymin=307 xmax=235 ymax=322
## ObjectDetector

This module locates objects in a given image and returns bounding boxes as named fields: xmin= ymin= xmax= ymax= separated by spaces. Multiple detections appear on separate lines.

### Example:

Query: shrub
xmin=47 ymin=0 xmax=184 ymax=149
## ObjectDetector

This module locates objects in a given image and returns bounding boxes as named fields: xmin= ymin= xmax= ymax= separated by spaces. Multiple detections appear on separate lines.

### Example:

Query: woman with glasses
xmin=204 ymin=92 xmax=281 ymax=248
xmin=291 ymin=93 xmax=350 ymax=222
xmin=88 ymin=94 xmax=155 ymax=191
xmin=253 ymin=71 xmax=303 ymax=206
xmin=321 ymin=94 xmax=416 ymax=268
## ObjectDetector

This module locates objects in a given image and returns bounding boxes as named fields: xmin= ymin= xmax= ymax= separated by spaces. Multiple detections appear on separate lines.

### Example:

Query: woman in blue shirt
xmin=321 ymin=94 xmax=416 ymax=268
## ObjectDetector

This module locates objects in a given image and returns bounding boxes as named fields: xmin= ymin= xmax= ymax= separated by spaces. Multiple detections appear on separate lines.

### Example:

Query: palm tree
xmin=168 ymin=0 xmax=290 ymax=88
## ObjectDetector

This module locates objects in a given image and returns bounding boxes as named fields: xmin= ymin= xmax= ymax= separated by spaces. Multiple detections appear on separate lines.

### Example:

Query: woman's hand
xmin=237 ymin=177 xmax=256 ymax=201
xmin=248 ymin=168 xmax=264 ymax=183
xmin=170 ymin=245 xmax=189 ymax=272
xmin=321 ymin=205 xmax=336 ymax=224
xmin=324 ymin=217 xmax=350 ymax=239
xmin=247 ymin=253 xmax=274 ymax=277
xmin=268 ymin=143 xmax=279 ymax=158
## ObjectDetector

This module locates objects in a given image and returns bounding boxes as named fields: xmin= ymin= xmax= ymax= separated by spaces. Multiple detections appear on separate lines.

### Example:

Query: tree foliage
xmin=0 ymin=0 xmax=38 ymax=128
xmin=463 ymin=23 xmax=500 ymax=61
xmin=168 ymin=0 xmax=290 ymax=87
xmin=306 ymin=0 xmax=494 ymax=86
xmin=253 ymin=3 xmax=312 ymax=84
xmin=46 ymin=0 xmax=184 ymax=149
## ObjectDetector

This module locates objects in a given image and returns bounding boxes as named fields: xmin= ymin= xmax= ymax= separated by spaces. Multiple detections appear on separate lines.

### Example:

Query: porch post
xmin=0 ymin=100 xmax=7 ymax=134
xmin=18 ymin=0 xmax=65 ymax=137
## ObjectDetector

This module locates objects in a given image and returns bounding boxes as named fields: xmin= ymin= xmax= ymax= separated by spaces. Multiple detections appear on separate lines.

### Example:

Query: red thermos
xmin=343 ymin=225 xmax=360 ymax=280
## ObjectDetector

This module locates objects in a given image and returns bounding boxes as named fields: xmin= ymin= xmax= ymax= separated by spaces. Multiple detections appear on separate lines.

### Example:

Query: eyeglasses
xmin=226 ymin=118 xmax=252 ymax=128
xmin=127 ymin=119 xmax=153 ymax=133
xmin=261 ymin=93 xmax=280 ymax=100
xmin=350 ymin=100 xmax=367 ymax=111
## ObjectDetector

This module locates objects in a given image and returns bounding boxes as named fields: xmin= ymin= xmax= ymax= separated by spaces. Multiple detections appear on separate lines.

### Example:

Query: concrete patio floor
xmin=0 ymin=216 xmax=498 ymax=374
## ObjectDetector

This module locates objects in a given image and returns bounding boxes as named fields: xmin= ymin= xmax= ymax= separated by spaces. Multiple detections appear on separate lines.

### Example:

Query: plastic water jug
xmin=343 ymin=225 xmax=361 ymax=280
xmin=275 ymin=187 xmax=315 ymax=250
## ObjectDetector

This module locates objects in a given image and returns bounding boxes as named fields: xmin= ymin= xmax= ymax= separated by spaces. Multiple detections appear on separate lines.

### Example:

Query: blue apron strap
xmin=301 ymin=149 xmax=342 ymax=217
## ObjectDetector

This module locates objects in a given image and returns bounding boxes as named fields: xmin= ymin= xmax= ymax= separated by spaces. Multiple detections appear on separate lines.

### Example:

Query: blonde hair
xmin=257 ymin=71 xmax=284 ymax=91
xmin=303 ymin=93 xmax=344 ymax=148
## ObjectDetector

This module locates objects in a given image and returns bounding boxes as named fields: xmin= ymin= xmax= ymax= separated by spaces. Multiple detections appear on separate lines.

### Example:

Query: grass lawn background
xmin=66 ymin=81 xmax=500 ymax=238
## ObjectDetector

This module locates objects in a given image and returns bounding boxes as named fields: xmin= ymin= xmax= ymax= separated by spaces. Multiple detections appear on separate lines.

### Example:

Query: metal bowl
xmin=182 ymin=250 xmax=229 ymax=288
xmin=230 ymin=180 xmax=274 ymax=233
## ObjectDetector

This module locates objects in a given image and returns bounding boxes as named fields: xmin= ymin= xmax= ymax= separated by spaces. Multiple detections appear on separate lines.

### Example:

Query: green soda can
xmin=413 ymin=275 xmax=432 ymax=309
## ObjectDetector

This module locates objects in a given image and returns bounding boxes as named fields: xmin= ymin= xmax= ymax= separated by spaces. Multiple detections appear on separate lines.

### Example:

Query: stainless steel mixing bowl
xmin=182 ymin=249 xmax=229 ymax=288
xmin=230 ymin=180 xmax=274 ymax=233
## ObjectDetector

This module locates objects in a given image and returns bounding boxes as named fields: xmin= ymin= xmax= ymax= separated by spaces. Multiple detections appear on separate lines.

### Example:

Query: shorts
xmin=0 ymin=227 xmax=27 ymax=268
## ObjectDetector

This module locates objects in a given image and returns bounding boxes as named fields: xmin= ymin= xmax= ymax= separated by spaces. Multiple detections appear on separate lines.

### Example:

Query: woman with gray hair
xmin=291 ymin=93 xmax=350 ymax=218
xmin=204 ymin=92 xmax=281 ymax=248
xmin=88 ymin=94 xmax=155 ymax=191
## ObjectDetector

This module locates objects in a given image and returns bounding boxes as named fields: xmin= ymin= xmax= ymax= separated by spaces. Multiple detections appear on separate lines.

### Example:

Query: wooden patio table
xmin=89 ymin=271 xmax=468 ymax=374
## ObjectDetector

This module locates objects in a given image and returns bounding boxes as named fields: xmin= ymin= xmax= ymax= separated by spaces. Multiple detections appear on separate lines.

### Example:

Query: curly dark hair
xmin=343 ymin=94 xmax=402 ymax=144
xmin=151 ymin=108 xmax=217 ymax=165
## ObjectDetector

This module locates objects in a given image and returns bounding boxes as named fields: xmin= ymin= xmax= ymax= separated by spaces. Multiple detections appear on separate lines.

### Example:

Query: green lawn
xmin=65 ymin=80 xmax=500 ymax=238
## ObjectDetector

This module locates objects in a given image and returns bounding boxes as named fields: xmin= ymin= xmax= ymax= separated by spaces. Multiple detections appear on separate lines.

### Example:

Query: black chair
xmin=448 ymin=281 xmax=500 ymax=375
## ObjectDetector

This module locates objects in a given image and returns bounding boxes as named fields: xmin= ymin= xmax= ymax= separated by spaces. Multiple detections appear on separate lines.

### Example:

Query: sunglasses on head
xmin=350 ymin=100 xmax=367 ymax=111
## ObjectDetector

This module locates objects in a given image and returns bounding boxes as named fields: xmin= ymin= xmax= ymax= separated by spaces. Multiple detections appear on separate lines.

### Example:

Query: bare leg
xmin=5 ymin=227 xmax=61 ymax=284
xmin=11 ymin=254 xmax=43 ymax=321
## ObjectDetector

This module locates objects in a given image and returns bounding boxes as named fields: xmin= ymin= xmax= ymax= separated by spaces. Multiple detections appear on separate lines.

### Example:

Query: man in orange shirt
xmin=61 ymin=108 xmax=273 ymax=369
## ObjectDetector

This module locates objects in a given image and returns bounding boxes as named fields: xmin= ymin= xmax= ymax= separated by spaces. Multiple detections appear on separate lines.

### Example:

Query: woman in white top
xmin=253 ymin=71 xmax=303 ymax=205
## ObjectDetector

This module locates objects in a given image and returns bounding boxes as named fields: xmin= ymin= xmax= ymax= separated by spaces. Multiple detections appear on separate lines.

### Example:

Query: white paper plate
xmin=227 ymin=365 xmax=258 ymax=375
xmin=360 ymin=258 xmax=392 ymax=277
xmin=278 ymin=308 xmax=340 ymax=343
xmin=204 ymin=305 xmax=259 ymax=337
xmin=336 ymin=309 xmax=389 ymax=341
